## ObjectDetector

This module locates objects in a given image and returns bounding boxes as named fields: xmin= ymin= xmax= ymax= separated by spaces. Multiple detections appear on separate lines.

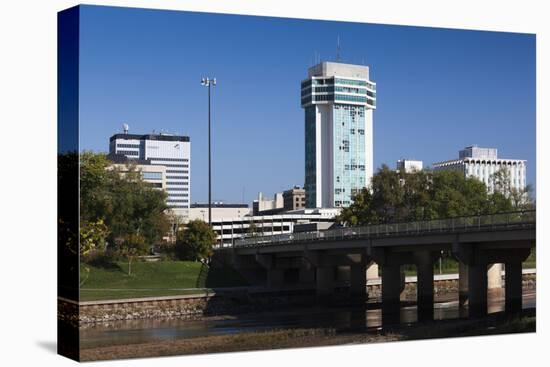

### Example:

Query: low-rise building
xmin=252 ymin=192 xmax=284 ymax=215
xmin=188 ymin=203 xmax=251 ymax=222
xmin=396 ymin=159 xmax=423 ymax=173
xmin=253 ymin=186 xmax=307 ymax=215
xmin=433 ymin=146 xmax=526 ymax=193
xmin=212 ymin=208 xmax=341 ymax=247
xmin=283 ymin=186 xmax=306 ymax=211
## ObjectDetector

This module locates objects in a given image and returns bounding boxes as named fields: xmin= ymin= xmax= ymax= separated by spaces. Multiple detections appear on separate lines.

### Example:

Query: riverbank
xmin=61 ymin=271 xmax=536 ymax=325
xmin=79 ymin=310 xmax=535 ymax=361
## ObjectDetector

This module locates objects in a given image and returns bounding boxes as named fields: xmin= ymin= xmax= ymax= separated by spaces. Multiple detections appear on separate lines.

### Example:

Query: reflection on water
xmin=80 ymin=290 xmax=536 ymax=350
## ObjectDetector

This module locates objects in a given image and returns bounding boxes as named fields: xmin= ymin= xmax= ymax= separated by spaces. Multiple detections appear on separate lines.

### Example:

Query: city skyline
xmin=78 ymin=5 xmax=536 ymax=205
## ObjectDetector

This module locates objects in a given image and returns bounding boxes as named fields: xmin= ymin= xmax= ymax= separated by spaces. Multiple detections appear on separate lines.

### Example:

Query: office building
xmin=301 ymin=61 xmax=376 ymax=208
xmin=396 ymin=159 xmax=423 ymax=173
xmin=433 ymin=146 xmax=526 ymax=193
xmin=283 ymin=186 xmax=306 ymax=211
xmin=109 ymin=128 xmax=191 ymax=218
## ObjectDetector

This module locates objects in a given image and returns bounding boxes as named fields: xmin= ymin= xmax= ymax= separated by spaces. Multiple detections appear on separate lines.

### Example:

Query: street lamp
xmin=201 ymin=77 xmax=216 ymax=226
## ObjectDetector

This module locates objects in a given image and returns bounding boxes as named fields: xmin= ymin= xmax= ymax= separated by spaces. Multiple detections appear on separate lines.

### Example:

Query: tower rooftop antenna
xmin=336 ymin=36 xmax=341 ymax=62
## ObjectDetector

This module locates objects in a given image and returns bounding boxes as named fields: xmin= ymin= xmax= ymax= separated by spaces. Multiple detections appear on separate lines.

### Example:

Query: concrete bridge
xmin=215 ymin=210 xmax=535 ymax=324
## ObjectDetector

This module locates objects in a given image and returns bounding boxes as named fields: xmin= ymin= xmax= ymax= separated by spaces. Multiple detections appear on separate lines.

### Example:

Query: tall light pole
xmin=201 ymin=77 xmax=216 ymax=226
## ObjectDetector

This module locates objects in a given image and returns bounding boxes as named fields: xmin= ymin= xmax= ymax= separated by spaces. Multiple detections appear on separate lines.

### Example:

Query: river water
xmin=80 ymin=289 xmax=536 ymax=350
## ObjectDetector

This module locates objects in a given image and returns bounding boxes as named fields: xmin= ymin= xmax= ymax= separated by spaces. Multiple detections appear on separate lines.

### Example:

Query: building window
xmin=142 ymin=172 xmax=163 ymax=180
xmin=117 ymin=150 xmax=139 ymax=156
xmin=166 ymin=170 xmax=188 ymax=174
xmin=149 ymin=157 xmax=189 ymax=162
xmin=117 ymin=143 xmax=141 ymax=149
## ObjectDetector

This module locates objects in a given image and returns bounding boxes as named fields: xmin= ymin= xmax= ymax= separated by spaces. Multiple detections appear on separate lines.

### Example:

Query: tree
xmin=429 ymin=170 xmax=489 ymax=218
xmin=247 ymin=221 xmax=260 ymax=237
xmin=370 ymin=165 xmax=405 ymax=223
xmin=401 ymin=169 xmax=435 ymax=221
xmin=166 ymin=209 xmax=185 ymax=243
xmin=79 ymin=219 xmax=109 ymax=259
xmin=337 ymin=187 xmax=377 ymax=226
xmin=175 ymin=220 xmax=217 ymax=261
xmin=490 ymin=167 xmax=534 ymax=210
xmin=118 ymin=234 xmax=148 ymax=275
xmin=338 ymin=167 xmax=515 ymax=227
xmin=79 ymin=151 xmax=171 ymax=260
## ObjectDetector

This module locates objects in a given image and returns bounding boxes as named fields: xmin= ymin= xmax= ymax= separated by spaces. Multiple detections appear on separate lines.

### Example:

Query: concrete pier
xmin=382 ymin=264 xmax=402 ymax=324
xmin=505 ymin=261 xmax=523 ymax=314
xmin=267 ymin=268 xmax=285 ymax=288
xmin=316 ymin=266 xmax=334 ymax=298
xmin=415 ymin=251 xmax=434 ymax=321
xmin=350 ymin=264 xmax=367 ymax=301
xmin=299 ymin=267 xmax=315 ymax=284
xmin=467 ymin=263 xmax=488 ymax=318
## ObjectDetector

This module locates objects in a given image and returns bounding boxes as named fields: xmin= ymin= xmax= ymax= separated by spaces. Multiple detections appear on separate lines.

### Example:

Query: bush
xmin=175 ymin=220 xmax=216 ymax=261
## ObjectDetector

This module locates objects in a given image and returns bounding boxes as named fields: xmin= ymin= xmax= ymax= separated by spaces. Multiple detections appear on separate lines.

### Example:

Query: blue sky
xmin=79 ymin=5 xmax=536 ymax=204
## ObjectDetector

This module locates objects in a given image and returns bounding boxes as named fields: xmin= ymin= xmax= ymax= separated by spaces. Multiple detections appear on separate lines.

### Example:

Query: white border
xmin=0 ymin=1 xmax=546 ymax=366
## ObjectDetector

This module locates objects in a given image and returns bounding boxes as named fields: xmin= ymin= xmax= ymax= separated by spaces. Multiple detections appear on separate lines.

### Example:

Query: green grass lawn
xmin=79 ymin=261 xmax=248 ymax=301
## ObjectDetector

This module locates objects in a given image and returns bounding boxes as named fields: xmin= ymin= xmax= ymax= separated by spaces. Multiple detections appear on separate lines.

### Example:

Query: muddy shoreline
xmin=79 ymin=309 xmax=535 ymax=361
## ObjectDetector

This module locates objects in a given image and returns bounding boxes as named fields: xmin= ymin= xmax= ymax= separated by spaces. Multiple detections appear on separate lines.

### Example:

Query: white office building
xmin=301 ymin=62 xmax=376 ymax=208
xmin=109 ymin=130 xmax=191 ymax=218
xmin=433 ymin=146 xmax=526 ymax=194
xmin=396 ymin=159 xmax=423 ymax=173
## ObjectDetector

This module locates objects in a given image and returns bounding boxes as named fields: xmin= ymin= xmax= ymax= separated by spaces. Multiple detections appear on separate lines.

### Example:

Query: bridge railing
xmin=232 ymin=210 xmax=535 ymax=248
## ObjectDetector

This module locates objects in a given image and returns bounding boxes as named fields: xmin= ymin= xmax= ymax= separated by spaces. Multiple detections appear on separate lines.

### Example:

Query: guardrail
xmin=232 ymin=210 xmax=535 ymax=248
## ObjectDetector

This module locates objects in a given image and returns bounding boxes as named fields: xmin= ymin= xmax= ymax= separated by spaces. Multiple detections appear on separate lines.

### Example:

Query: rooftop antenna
xmin=336 ymin=36 xmax=341 ymax=61
xmin=122 ymin=123 xmax=129 ymax=134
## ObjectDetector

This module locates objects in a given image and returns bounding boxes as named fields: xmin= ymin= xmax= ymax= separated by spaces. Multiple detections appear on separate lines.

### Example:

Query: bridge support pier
xmin=505 ymin=261 xmax=523 ymax=314
xmin=316 ymin=266 xmax=335 ymax=299
xmin=350 ymin=264 xmax=367 ymax=302
xmin=299 ymin=267 xmax=315 ymax=284
xmin=458 ymin=262 xmax=469 ymax=317
xmin=467 ymin=263 xmax=488 ymax=318
xmin=415 ymin=251 xmax=434 ymax=321
xmin=267 ymin=268 xmax=285 ymax=288
xmin=382 ymin=264 xmax=402 ymax=324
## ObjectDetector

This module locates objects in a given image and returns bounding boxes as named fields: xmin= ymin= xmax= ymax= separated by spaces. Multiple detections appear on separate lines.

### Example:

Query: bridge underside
xmin=215 ymin=226 xmax=535 ymax=324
